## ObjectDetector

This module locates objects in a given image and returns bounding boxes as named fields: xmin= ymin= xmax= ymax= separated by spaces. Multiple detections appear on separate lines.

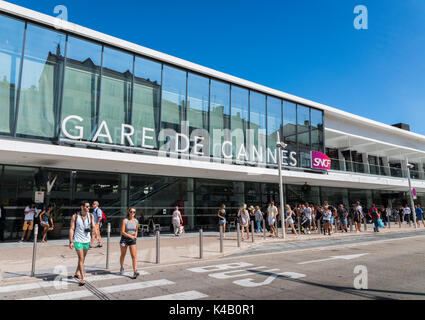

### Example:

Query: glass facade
xmin=0 ymin=12 xmax=324 ymax=170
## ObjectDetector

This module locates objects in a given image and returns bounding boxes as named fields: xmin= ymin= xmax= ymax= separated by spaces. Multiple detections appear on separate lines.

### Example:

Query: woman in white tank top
xmin=172 ymin=206 xmax=183 ymax=236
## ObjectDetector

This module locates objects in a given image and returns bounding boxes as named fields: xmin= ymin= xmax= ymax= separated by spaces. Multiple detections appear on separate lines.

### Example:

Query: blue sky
xmin=8 ymin=0 xmax=425 ymax=134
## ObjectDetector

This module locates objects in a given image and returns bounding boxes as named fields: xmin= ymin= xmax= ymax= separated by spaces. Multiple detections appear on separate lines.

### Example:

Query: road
xmin=1 ymin=231 xmax=425 ymax=301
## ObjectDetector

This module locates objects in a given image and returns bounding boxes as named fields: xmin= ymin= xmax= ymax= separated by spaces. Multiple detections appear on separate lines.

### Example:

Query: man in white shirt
xmin=303 ymin=202 xmax=312 ymax=234
xmin=20 ymin=202 xmax=36 ymax=242
xmin=403 ymin=204 xmax=411 ymax=226
xmin=267 ymin=201 xmax=278 ymax=237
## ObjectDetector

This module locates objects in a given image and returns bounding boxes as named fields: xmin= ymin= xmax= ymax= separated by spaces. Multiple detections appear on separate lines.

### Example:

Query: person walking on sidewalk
xmin=403 ymin=204 xmax=411 ymax=226
xmin=238 ymin=204 xmax=250 ymax=240
xmin=369 ymin=204 xmax=380 ymax=232
xmin=267 ymin=201 xmax=278 ymax=237
xmin=285 ymin=204 xmax=297 ymax=235
xmin=254 ymin=206 xmax=264 ymax=233
xmin=415 ymin=204 xmax=424 ymax=228
xmin=172 ymin=206 xmax=183 ymax=236
xmin=39 ymin=203 xmax=54 ymax=243
xmin=119 ymin=207 xmax=140 ymax=279
xmin=19 ymin=202 xmax=36 ymax=242
xmin=69 ymin=201 xmax=96 ymax=286
xmin=218 ymin=204 xmax=227 ymax=236
xmin=90 ymin=201 xmax=103 ymax=248
xmin=380 ymin=205 xmax=388 ymax=227
xmin=337 ymin=204 xmax=348 ymax=233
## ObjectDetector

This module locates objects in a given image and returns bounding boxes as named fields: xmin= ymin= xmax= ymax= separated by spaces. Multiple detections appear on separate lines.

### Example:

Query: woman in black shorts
xmin=119 ymin=207 xmax=140 ymax=279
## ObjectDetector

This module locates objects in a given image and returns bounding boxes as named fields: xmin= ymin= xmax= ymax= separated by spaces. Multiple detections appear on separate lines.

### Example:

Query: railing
xmin=329 ymin=158 xmax=425 ymax=181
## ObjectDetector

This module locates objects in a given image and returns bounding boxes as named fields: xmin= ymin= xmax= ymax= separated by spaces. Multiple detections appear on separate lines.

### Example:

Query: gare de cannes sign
xmin=61 ymin=116 xmax=298 ymax=167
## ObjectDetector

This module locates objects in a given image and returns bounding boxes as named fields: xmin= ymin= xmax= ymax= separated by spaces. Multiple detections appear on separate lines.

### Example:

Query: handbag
xmin=377 ymin=219 xmax=385 ymax=228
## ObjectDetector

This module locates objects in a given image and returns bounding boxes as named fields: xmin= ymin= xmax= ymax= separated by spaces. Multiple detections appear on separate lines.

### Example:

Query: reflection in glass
xmin=98 ymin=46 xmax=133 ymax=144
xmin=231 ymin=86 xmax=248 ymax=159
xmin=0 ymin=14 xmax=24 ymax=135
xmin=17 ymin=24 xmax=66 ymax=138
xmin=249 ymin=91 xmax=266 ymax=163
xmin=161 ymin=65 xmax=186 ymax=134
xmin=311 ymin=108 xmax=323 ymax=131
xmin=283 ymin=100 xmax=297 ymax=153
xmin=132 ymin=57 xmax=161 ymax=149
xmin=267 ymin=96 xmax=282 ymax=163
xmin=297 ymin=105 xmax=310 ymax=133
xmin=210 ymin=80 xmax=230 ymax=158
xmin=61 ymin=36 xmax=102 ymax=141
xmin=187 ymin=73 xmax=209 ymax=131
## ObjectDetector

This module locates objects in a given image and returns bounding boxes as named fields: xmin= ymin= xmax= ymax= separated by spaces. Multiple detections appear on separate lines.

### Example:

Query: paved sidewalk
xmin=0 ymin=222 xmax=422 ymax=286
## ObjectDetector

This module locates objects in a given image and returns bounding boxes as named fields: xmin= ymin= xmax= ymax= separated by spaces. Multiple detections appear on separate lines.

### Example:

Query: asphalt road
xmin=2 ymin=232 xmax=425 ymax=301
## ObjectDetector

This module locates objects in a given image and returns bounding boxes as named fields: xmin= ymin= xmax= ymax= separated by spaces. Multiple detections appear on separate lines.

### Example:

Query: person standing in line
xmin=39 ymin=203 xmax=54 ymax=243
xmin=337 ymin=204 xmax=348 ymax=233
xmin=19 ymin=202 xmax=36 ymax=242
xmin=322 ymin=206 xmax=332 ymax=236
xmin=285 ymin=204 xmax=297 ymax=235
xmin=310 ymin=204 xmax=316 ymax=231
xmin=248 ymin=206 xmax=256 ymax=233
xmin=90 ymin=201 xmax=103 ymax=248
xmin=385 ymin=205 xmax=392 ymax=227
xmin=393 ymin=206 xmax=400 ymax=224
xmin=0 ymin=204 xmax=6 ymax=242
xmin=238 ymin=204 xmax=250 ymax=240
xmin=69 ymin=201 xmax=96 ymax=286
xmin=218 ymin=204 xmax=227 ymax=237
xmin=403 ymin=204 xmax=411 ymax=226
xmin=369 ymin=203 xmax=380 ymax=232
xmin=254 ymin=206 xmax=264 ymax=233
xmin=119 ymin=207 xmax=140 ymax=279
xmin=303 ymin=202 xmax=312 ymax=234
xmin=267 ymin=201 xmax=278 ymax=237
xmin=172 ymin=206 xmax=183 ymax=236
xmin=353 ymin=203 xmax=362 ymax=232
xmin=379 ymin=205 xmax=387 ymax=227
xmin=415 ymin=204 xmax=424 ymax=227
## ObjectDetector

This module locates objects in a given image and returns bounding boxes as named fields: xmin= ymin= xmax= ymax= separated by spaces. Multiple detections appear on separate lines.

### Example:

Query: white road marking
xmin=142 ymin=290 xmax=208 ymax=300
xmin=297 ymin=253 xmax=369 ymax=265
xmin=209 ymin=266 xmax=268 ymax=279
xmin=0 ymin=271 xmax=149 ymax=294
xmin=20 ymin=279 xmax=173 ymax=300
xmin=233 ymin=271 xmax=306 ymax=287
xmin=188 ymin=262 xmax=253 ymax=273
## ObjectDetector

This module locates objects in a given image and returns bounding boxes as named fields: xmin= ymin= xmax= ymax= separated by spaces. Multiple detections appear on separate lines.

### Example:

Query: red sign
xmin=311 ymin=151 xmax=332 ymax=170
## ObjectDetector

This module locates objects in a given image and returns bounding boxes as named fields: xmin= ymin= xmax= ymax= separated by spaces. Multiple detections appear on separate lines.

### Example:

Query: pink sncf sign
xmin=311 ymin=151 xmax=332 ymax=170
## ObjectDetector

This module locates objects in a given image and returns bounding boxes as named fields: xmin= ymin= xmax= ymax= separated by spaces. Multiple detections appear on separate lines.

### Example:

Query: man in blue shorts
xmin=415 ymin=204 xmax=424 ymax=228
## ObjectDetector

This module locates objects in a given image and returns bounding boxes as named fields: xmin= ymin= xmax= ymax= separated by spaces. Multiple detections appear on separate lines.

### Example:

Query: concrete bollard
xmin=363 ymin=216 xmax=367 ymax=231
xmin=31 ymin=225 xmax=39 ymax=277
xmin=106 ymin=223 xmax=111 ymax=269
xmin=298 ymin=215 xmax=301 ymax=234
xmin=237 ymin=223 xmax=241 ymax=248
xmin=350 ymin=218 xmax=353 ymax=232
xmin=199 ymin=229 xmax=203 ymax=259
xmin=399 ymin=218 xmax=402 ymax=228
xmin=219 ymin=225 xmax=224 ymax=253
xmin=317 ymin=219 xmax=321 ymax=234
xmin=251 ymin=221 xmax=255 ymax=243
xmin=263 ymin=219 xmax=266 ymax=240
xmin=155 ymin=231 xmax=160 ymax=264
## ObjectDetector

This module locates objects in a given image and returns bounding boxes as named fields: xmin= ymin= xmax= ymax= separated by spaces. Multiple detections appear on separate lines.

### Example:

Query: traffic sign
xmin=412 ymin=188 xmax=417 ymax=200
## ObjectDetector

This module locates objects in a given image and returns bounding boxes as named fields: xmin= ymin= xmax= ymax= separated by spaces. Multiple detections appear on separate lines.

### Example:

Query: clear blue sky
xmin=8 ymin=0 xmax=425 ymax=135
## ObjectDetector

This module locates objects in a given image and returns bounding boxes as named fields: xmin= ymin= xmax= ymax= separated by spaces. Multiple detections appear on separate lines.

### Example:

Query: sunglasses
xmin=130 ymin=210 xmax=136 ymax=213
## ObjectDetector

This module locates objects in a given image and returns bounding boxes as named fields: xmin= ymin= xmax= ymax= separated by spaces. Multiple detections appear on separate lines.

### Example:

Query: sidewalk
xmin=0 ymin=223 xmax=423 ymax=285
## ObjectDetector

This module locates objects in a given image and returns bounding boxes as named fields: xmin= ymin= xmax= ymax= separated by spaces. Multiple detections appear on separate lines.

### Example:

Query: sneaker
xmin=96 ymin=244 xmax=103 ymax=248
xmin=18 ymin=239 xmax=24 ymax=243
xmin=120 ymin=268 xmax=124 ymax=275
xmin=133 ymin=271 xmax=140 ymax=279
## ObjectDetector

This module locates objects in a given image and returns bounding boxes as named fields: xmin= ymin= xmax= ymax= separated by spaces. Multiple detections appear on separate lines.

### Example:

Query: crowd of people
xmin=216 ymin=201 xmax=425 ymax=237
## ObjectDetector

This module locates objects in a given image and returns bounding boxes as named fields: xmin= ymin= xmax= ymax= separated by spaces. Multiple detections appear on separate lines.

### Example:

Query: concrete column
xmin=381 ymin=157 xmax=391 ymax=176
xmin=120 ymin=174 xmax=129 ymax=217
xmin=187 ymin=178 xmax=195 ymax=231
xmin=342 ymin=188 xmax=349 ymax=207
xmin=418 ymin=160 xmax=425 ymax=180
xmin=366 ymin=189 xmax=373 ymax=208
xmin=400 ymin=159 xmax=408 ymax=178
xmin=362 ymin=153 xmax=370 ymax=174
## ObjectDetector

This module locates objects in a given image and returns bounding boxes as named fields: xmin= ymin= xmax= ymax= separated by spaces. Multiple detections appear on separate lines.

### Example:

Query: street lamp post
xmin=406 ymin=158 xmax=417 ymax=228
xmin=276 ymin=132 xmax=287 ymax=240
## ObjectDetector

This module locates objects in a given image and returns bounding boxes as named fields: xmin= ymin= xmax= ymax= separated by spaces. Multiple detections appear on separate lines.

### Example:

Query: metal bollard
xmin=31 ymin=225 xmax=39 ymax=277
xmin=199 ymin=229 xmax=203 ymax=259
xmin=155 ymin=231 xmax=160 ymax=264
xmin=106 ymin=223 xmax=111 ymax=269
xmin=237 ymin=223 xmax=241 ymax=248
xmin=388 ymin=216 xmax=391 ymax=229
xmin=334 ymin=218 xmax=338 ymax=233
xmin=251 ymin=221 xmax=254 ymax=243
xmin=363 ymin=217 xmax=367 ymax=231
xmin=317 ymin=220 xmax=321 ymax=234
xmin=350 ymin=218 xmax=353 ymax=232
xmin=263 ymin=219 xmax=266 ymax=240
xmin=298 ymin=216 xmax=301 ymax=234
xmin=399 ymin=218 xmax=402 ymax=229
xmin=219 ymin=226 xmax=224 ymax=253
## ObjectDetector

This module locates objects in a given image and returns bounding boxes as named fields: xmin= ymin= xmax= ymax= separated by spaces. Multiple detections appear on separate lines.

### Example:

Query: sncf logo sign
xmin=311 ymin=151 xmax=331 ymax=170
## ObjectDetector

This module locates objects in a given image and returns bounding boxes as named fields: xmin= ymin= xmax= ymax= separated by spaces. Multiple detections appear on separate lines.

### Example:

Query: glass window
xmin=249 ymin=91 xmax=266 ymax=163
xmin=210 ymin=80 xmax=230 ymax=158
xmin=266 ymin=96 xmax=282 ymax=163
xmin=187 ymin=73 xmax=209 ymax=132
xmin=283 ymin=100 xmax=297 ymax=153
xmin=61 ymin=36 xmax=102 ymax=141
xmin=16 ymin=24 xmax=66 ymax=138
xmin=132 ymin=56 xmax=161 ymax=149
xmin=311 ymin=108 xmax=323 ymax=131
xmin=98 ymin=46 xmax=133 ymax=145
xmin=161 ymin=65 xmax=186 ymax=135
xmin=231 ymin=86 xmax=248 ymax=160
xmin=0 ymin=14 xmax=24 ymax=135
xmin=311 ymin=129 xmax=323 ymax=152
xmin=297 ymin=105 xmax=310 ymax=133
